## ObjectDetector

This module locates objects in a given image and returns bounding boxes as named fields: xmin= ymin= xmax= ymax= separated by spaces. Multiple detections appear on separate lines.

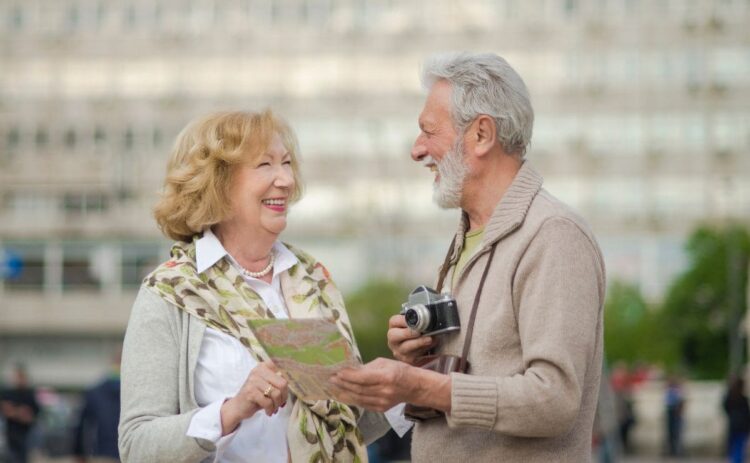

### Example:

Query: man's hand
xmin=387 ymin=315 xmax=436 ymax=365
xmin=330 ymin=357 xmax=451 ymax=413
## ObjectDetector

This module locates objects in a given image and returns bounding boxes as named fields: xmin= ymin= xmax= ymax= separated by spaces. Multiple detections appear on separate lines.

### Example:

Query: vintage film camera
xmin=400 ymin=285 xmax=460 ymax=337
xmin=400 ymin=286 xmax=463 ymax=421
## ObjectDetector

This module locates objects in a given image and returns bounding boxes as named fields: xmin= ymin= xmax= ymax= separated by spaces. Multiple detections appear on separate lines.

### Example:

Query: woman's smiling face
xmin=224 ymin=132 xmax=295 ymax=238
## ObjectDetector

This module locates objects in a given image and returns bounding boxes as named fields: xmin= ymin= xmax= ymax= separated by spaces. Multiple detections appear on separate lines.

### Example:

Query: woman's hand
xmin=387 ymin=315 xmax=436 ymax=365
xmin=220 ymin=361 xmax=288 ymax=435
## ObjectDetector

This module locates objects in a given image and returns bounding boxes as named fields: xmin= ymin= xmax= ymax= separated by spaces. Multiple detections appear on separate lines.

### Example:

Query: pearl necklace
xmin=236 ymin=252 xmax=276 ymax=279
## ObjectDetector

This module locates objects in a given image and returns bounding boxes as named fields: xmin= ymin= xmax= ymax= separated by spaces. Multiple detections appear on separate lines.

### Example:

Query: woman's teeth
xmin=262 ymin=199 xmax=285 ymax=206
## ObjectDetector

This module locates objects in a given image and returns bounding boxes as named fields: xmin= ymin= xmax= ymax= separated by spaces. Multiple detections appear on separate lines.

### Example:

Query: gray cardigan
xmin=118 ymin=286 xmax=390 ymax=463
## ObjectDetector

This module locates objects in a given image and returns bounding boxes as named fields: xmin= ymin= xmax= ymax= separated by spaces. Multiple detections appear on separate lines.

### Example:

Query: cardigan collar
xmin=449 ymin=162 xmax=543 ymax=263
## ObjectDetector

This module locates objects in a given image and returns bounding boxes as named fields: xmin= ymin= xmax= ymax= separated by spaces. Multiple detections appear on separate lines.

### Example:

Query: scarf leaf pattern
xmin=144 ymin=239 xmax=367 ymax=463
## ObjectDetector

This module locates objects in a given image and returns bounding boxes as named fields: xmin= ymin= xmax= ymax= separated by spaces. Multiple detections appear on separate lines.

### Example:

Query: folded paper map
xmin=248 ymin=317 xmax=361 ymax=401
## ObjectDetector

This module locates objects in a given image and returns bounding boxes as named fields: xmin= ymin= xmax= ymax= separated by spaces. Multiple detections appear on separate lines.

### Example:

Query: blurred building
xmin=1 ymin=0 xmax=749 ymax=387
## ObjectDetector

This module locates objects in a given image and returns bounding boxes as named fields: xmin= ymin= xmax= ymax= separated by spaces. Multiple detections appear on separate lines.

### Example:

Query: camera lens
xmin=404 ymin=309 xmax=419 ymax=327
xmin=403 ymin=304 xmax=431 ymax=333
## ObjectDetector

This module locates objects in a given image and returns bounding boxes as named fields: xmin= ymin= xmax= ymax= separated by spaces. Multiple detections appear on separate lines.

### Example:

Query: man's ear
xmin=473 ymin=115 xmax=497 ymax=157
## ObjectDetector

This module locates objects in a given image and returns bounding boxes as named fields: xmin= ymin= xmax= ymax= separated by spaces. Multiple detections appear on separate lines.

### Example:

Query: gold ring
xmin=263 ymin=385 xmax=274 ymax=398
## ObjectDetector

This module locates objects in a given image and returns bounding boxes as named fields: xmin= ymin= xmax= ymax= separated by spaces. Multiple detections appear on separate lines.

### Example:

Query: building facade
xmin=1 ymin=0 xmax=749 ymax=386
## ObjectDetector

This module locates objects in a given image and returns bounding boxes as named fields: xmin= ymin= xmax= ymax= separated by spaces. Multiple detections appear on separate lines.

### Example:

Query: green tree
xmin=604 ymin=281 xmax=678 ymax=368
xmin=659 ymin=224 xmax=750 ymax=379
xmin=344 ymin=280 xmax=411 ymax=362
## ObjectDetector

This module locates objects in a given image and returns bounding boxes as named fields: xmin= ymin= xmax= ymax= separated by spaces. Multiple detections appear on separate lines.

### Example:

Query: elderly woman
xmin=118 ymin=110 xmax=389 ymax=462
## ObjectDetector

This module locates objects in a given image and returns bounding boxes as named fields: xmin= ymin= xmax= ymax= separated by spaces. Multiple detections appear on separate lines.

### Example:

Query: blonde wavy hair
xmin=154 ymin=110 xmax=303 ymax=242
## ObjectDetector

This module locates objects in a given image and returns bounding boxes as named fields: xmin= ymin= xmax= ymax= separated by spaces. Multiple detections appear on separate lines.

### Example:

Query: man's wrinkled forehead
xmin=419 ymin=80 xmax=453 ymax=127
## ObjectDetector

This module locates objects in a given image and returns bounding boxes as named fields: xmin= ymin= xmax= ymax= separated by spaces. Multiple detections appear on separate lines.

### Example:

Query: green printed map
xmin=248 ymin=318 xmax=361 ymax=401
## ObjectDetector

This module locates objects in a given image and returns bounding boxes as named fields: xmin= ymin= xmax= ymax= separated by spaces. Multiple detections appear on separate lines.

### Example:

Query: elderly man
xmin=331 ymin=52 xmax=606 ymax=461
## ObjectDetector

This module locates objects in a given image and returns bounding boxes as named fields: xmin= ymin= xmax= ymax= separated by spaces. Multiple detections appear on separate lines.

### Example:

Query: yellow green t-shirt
xmin=453 ymin=227 xmax=485 ymax=282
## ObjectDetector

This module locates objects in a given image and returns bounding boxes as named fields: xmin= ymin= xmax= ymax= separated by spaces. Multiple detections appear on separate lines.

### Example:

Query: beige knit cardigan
xmin=411 ymin=163 xmax=606 ymax=462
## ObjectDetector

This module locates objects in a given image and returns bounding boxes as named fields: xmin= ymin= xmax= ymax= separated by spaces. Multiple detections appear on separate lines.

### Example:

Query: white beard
xmin=432 ymin=138 xmax=469 ymax=209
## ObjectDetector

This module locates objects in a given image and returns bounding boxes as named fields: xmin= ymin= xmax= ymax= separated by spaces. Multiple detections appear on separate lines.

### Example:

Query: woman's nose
xmin=274 ymin=166 xmax=294 ymax=188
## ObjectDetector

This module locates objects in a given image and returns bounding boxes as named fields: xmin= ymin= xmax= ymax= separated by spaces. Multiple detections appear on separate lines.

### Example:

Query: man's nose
xmin=411 ymin=139 xmax=427 ymax=162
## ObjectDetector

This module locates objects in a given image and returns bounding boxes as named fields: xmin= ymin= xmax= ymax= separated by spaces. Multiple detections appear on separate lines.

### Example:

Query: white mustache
xmin=421 ymin=155 xmax=436 ymax=168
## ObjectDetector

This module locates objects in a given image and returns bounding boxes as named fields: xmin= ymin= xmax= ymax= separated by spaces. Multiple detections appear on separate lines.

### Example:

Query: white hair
xmin=421 ymin=52 xmax=534 ymax=157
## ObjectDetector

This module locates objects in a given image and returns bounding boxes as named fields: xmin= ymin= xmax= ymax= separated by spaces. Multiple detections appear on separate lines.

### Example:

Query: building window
xmin=152 ymin=128 xmax=162 ymax=148
xmin=121 ymin=243 xmax=162 ymax=287
xmin=306 ymin=0 xmax=332 ymax=24
xmin=124 ymin=127 xmax=134 ymax=150
xmin=64 ymin=129 xmax=76 ymax=149
xmin=153 ymin=3 xmax=162 ymax=28
xmin=125 ymin=4 xmax=137 ymax=29
xmin=62 ymin=243 xmax=101 ymax=290
xmin=2 ymin=244 xmax=45 ymax=291
xmin=63 ymin=193 xmax=110 ymax=215
xmin=564 ymin=0 xmax=577 ymax=16
xmin=35 ymin=128 xmax=48 ymax=148
xmin=67 ymin=4 xmax=80 ymax=30
xmin=95 ymin=2 xmax=107 ymax=30
xmin=94 ymin=126 xmax=106 ymax=145
xmin=9 ymin=5 xmax=24 ymax=30
xmin=270 ymin=2 xmax=281 ymax=22
xmin=6 ymin=127 xmax=20 ymax=150
xmin=8 ymin=192 xmax=58 ymax=216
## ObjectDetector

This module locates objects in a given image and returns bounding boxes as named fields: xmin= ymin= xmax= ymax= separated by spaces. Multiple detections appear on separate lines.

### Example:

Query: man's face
xmin=412 ymin=80 xmax=469 ymax=209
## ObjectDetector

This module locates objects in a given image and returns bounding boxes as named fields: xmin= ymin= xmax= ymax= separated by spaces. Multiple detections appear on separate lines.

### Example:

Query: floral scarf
xmin=144 ymin=239 xmax=367 ymax=463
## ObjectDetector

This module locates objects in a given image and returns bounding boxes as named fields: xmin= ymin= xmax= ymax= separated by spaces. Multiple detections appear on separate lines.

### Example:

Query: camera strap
xmin=403 ymin=240 xmax=499 ymax=422
xmin=435 ymin=236 xmax=456 ymax=294
xmin=436 ymin=238 xmax=499 ymax=372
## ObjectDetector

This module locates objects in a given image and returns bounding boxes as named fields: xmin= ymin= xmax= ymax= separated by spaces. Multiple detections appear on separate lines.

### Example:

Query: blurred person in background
xmin=611 ymin=362 xmax=636 ymax=454
xmin=118 ymin=110 xmax=390 ymax=462
xmin=593 ymin=367 xmax=620 ymax=463
xmin=0 ymin=364 xmax=39 ymax=463
xmin=664 ymin=375 xmax=686 ymax=457
xmin=332 ymin=52 xmax=606 ymax=462
xmin=723 ymin=376 xmax=750 ymax=463
xmin=73 ymin=352 xmax=122 ymax=463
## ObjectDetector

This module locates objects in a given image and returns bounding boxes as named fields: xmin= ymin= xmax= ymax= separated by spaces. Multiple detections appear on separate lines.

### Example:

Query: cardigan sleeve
xmin=118 ymin=287 xmax=215 ymax=462
xmin=446 ymin=217 xmax=605 ymax=437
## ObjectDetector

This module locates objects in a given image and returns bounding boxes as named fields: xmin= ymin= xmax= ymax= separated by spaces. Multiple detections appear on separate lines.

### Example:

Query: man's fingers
xmin=330 ymin=383 xmax=374 ymax=404
xmin=389 ymin=314 xmax=408 ymax=329
xmin=392 ymin=337 xmax=433 ymax=360
xmin=388 ymin=326 xmax=422 ymax=344
xmin=329 ymin=387 xmax=361 ymax=407
xmin=334 ymin=368 xmax=381 ymax=387
xmin=330 ymin=385 xmax=394 ymax=412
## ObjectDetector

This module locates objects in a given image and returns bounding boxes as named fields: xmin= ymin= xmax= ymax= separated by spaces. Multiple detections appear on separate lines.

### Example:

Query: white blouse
xmin=185 ymin=229 xmax=412 ymax=463
xmin=185 ymin=229 xmax=297 ymax=463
